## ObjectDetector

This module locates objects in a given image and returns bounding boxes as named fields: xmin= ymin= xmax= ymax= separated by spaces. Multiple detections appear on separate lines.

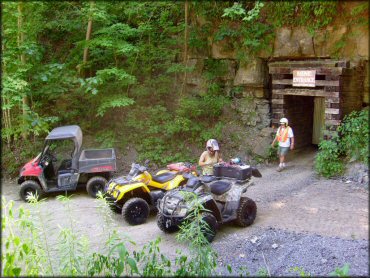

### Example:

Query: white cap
xmin=206 ymin=139 xmax=219 ymax=151
xmin=280 ymin=118 xmax=288 ymax=125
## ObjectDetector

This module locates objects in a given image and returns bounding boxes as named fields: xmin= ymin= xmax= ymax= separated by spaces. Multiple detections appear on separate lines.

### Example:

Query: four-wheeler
xmin=104 ymin=161 xmax=197 ymax=225
xmin=18 ymin=125 xmax=116 ymax=201
xmin=156 ymin=162 xmax=262 ymax=242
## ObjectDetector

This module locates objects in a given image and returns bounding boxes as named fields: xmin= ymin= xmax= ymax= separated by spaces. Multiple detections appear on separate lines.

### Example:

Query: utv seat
xmin=209 ymin=181 xmax=232 ymax=195
xmin=152 ymin=172 xmax=176 ymax=183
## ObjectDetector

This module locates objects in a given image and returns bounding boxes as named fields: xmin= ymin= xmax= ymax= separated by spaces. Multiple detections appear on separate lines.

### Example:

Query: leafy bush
xmin=315 ymin=138 xmax=345 ymax=178
xmin=315 ymin=108 xmax=368 ymax=178
xmin=338 ymin=108 xmax=368 ymax=163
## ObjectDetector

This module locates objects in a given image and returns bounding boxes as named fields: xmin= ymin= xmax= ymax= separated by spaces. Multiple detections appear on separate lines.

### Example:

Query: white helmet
xmin=280 ymin=117 xmax=288 ymax=125
xmin=206 ymin=139 xmax=219 ymax=151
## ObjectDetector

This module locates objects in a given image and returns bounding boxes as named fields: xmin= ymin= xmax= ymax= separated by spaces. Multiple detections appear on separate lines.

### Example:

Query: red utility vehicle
xmin=18 ymin=125 xmax=116 ymax=201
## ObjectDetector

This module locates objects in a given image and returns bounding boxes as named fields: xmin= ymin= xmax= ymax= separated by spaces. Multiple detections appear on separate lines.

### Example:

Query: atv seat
xmin=200 ymin=175 xmax=216 ymax=183
xmin=209 ymin=181 xmax=231 ymax=195
xmin=152 ymin=172 xmax=176 ymax=183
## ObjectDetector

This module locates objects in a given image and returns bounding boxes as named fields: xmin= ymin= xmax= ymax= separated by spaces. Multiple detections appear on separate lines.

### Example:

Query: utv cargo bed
xmin=79 ymin=148 xmax=116 ymax=173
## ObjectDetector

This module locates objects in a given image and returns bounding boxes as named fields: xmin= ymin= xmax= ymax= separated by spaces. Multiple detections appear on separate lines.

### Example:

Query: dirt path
xmin=1 ymin=147 xmax=368 ymax=275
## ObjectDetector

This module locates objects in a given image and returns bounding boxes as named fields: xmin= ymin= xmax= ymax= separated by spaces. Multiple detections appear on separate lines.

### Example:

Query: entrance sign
xmin=293 ymin=70 xmax=316 ymax=87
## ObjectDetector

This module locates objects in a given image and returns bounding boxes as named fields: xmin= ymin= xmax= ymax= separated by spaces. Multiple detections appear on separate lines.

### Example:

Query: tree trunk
xmin=181 ymin=0 xmax=189 ymax=96
xmin=18 ymin=2 xmax=28 ymax=140
xmin=80 ymin=1 xmax=94 ymax=77
xmin=2 ymin=23 xmax=11 ymax=147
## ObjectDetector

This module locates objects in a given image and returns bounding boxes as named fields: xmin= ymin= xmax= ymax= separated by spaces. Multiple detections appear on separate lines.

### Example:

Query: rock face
xmin=234 ymin=58 xmax=268 ymax=86
xmin=274 ymin=27 xmax=315 ymax=57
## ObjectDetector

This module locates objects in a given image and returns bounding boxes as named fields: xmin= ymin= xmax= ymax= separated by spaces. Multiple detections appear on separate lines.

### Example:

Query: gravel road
xmin=2 ymin=147 xmax=368 ymax=276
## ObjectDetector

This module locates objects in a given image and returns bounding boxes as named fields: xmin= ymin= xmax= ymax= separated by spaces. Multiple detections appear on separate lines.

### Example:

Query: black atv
xmin=156 ymin=163 xmax=262 ymax=242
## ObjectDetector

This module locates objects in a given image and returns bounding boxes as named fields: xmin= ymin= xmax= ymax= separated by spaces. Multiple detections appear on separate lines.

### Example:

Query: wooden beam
xmin=272 ymin=79 xmax=340 ymax=86
xmin=269 ymin=60 xmax=348 ymax=68
xmin=272 ymin=89 xmax=339 ymax=97
xmin=325 ymin=119 xmax=341 ymax=125
xmin=325 ymin=108 xmax=340 ymax=114
xmin=271 ymin=99 xmax=284 ymax=104
xmin=269 ymin=67 xmax=343 ymax=75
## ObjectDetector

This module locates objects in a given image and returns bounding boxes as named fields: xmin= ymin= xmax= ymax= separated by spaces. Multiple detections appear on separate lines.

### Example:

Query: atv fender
xmin=150 ymin=190 xmax=165 ymax=206
xmin=203 ymin=199 xmax=222 ymax=222
xmin=116 ymin=183 xmax=150 ymax=201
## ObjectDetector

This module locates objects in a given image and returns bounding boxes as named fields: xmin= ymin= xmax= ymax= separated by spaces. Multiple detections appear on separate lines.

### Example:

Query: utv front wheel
xmin=122 ymin=198 xmax=150 ymax=225
xmin=86 ymin=176 xmax=107 ymax=198
xmin=200 ymin=212 xmax=218 ymax=243
xmin=20 ymin=180 xmax=43 ymax=202
xmin=235 ymin=197 xmax=257 ymax=227
xmin=157 ymin=213 xmax=179 ymax=233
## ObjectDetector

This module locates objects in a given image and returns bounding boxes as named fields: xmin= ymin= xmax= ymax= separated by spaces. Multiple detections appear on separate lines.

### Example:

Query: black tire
xmin=235 ymin=197 xmax=257 ymax=227
xmin=86 ymin=176 xmax=107 ymax=198
xmin=200 ymin=212 xmax=218 ymax=243
xmin=157 ymin=213 xmax=179 ymax=233
xmin=19 ymin=180 xmax=43 ymax=202
xmin=122 ymin=197 xmax=150 ymax=225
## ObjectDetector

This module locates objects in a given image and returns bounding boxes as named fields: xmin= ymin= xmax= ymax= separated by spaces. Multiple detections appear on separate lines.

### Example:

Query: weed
xmin=329 ymin=263 xmax=350 ymax=277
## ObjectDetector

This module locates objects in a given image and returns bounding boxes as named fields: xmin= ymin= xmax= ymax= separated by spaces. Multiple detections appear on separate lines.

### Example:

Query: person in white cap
xmin=199 ymin=139 xmax=223 ymax=175
xmin=271 ymin=118 xmax=294 ymax=172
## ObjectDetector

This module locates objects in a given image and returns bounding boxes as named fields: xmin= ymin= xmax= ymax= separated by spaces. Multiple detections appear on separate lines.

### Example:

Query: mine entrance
xmin=269 ymin=59 xmax=364 ymax=149
xmin=284 ymin=95 xmax=313 ymax=148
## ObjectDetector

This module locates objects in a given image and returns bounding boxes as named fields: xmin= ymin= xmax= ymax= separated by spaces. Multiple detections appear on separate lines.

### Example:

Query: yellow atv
xmin=104 ymin=160 xmax=196 ymax=225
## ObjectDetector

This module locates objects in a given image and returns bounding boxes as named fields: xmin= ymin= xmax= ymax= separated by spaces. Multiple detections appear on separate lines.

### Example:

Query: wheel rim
xmin=93 ymin=183 xmax=103 ymax=194
xmin=129 ymin=204 xmax=145 ymax=219
xmin=24 ymin=188 xmax=36 ymax=198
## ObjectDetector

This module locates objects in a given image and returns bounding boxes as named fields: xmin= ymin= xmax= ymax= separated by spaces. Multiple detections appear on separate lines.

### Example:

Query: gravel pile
xmin=213 ymin=227 xmax=369 ymax=276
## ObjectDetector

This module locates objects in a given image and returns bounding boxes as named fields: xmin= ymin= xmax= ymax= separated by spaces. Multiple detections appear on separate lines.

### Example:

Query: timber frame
xmin=269 ymin=60 xmax=364 ymax=141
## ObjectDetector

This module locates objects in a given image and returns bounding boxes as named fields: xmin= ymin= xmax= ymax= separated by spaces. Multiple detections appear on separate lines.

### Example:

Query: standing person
xmin=271 ymin=118 xmax=294 ymax=172
xmin=199 ymin=139 xmax=223 ymax=175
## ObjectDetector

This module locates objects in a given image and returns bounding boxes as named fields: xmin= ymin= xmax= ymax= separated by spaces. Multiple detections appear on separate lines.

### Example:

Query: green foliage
xmin=266 ymin=1 xmax=338 ymax=31
xmin=94 ymin=131 xmax=117 ymax=148
xmin=329 ymin=263 xmax=350 ymax=277
xmin=96 ymin=96 xmax=135 ymax=117
xmin=315 ymin=108 xmax=368 ymax=178
xmin=175 ymin=192 xmax=218 ymax=276
xmin=290 ymin=266 xmax=311 ymax=277
xmin=338 ymin=109 xmax=368 ymax=163
xmin=1 ymin=139 xmax=44 ymax=177
xmin=222 ymin=3 xmax=246 ymax=21
xmin=315 ymin=138 xmax=345 ymax=178
xmin=2 ymin=1 xmax=367 ymax=177
xmin=267 ymin=143 xmax=279 ymax=162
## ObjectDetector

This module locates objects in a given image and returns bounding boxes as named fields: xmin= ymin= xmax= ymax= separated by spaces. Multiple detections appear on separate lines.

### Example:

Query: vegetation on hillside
xmin=1 ymin=1 xmax=368 ymax=176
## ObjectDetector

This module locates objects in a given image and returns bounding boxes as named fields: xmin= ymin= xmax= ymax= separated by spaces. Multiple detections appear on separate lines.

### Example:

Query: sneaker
xmin=276 ymin=166 xmax=283 ymax=172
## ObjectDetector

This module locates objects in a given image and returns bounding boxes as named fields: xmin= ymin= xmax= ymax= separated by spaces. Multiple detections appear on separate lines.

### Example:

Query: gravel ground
xmin=213 ymin=227 xmax=369 ymax=276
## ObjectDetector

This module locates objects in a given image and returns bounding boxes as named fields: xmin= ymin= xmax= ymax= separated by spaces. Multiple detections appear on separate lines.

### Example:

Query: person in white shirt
xmin=271 ymin=117 xmax=294 ymax=172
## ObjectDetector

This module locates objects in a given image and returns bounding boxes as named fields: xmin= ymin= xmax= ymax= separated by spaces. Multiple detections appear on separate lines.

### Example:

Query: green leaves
xmin=315 ymin=108 xmax=369 ymax=178
xmin=222 ymin=3 xmax=246 ymax=20
xmin=96 ymin=96 xmax=135 ymax=117
xmin=315 ymin=138 xmax=345 ymax=178
xmin=338 ymin=108 xmax=369 ymax=163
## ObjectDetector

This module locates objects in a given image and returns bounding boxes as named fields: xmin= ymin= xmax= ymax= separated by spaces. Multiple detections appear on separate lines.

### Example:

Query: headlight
xmin=175 ymin=207 xmax=188 ymax=217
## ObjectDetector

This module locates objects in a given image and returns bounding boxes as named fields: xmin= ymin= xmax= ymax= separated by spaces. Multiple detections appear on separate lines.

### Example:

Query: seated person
xmin=198 ymin=139 xmax=223 ymax=175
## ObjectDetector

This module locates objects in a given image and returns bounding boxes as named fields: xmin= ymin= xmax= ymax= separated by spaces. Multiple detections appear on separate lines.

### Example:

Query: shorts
xmin=278 ymin=146 xmax=290 ymax=156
